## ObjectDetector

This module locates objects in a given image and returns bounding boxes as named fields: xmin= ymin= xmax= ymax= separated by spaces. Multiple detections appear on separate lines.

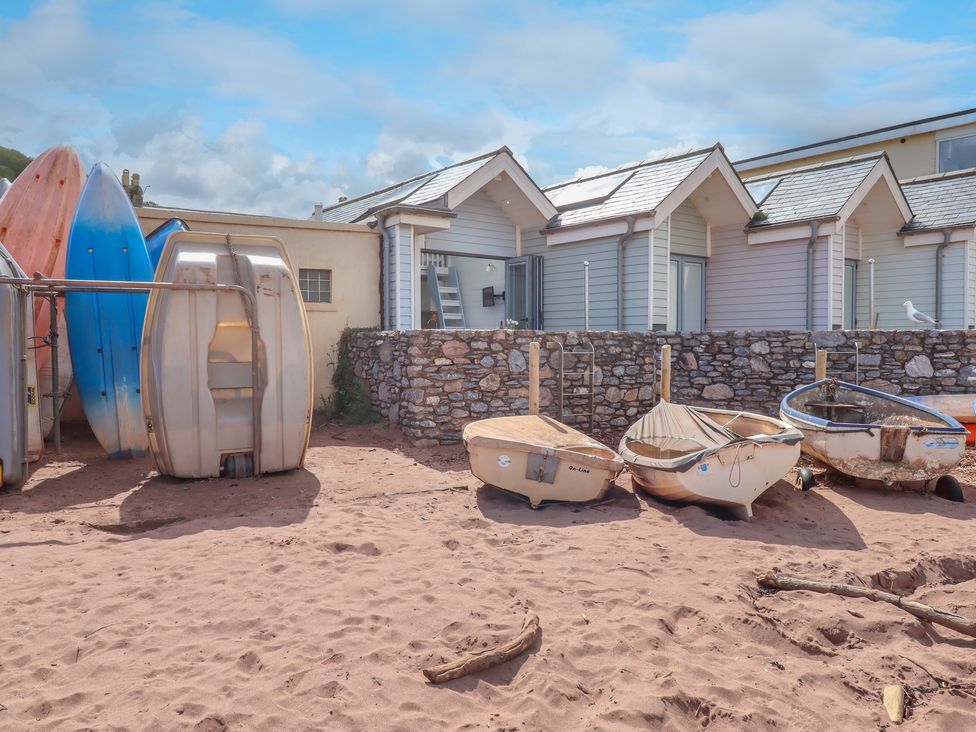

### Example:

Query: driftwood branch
xmin=757 ymin=571 xmax=976 ymax=640
xmin=423 ymin=614 xmax=540 ymax=683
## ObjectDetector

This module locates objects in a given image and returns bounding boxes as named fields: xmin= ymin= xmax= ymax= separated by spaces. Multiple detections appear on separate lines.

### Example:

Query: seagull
xmin=902 ymin=301 xmax=938 ymax=325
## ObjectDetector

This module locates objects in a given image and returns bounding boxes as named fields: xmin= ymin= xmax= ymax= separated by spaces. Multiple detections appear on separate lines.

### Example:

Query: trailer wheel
xmin=933 ymin=475 xmax=964 ymax=503
xmin=223 ymin=454 xmax=254 ymax=479
xmin=797 ymin=467 xmax=816 ymax=491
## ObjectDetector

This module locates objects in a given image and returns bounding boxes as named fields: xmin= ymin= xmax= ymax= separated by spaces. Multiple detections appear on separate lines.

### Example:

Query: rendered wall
xmin=137 ymin=207 xmax=381 ymax=403
xmin=348 ymin=328 xmax=976 ymax=446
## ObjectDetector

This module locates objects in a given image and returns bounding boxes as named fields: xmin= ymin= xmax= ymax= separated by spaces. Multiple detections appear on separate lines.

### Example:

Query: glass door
xmin=668 ymin=255 xmax=705 ymax=331
xmin=505 ymin=255 xmax=543 ymax=329
xmin=843 ymin=260 xmax=857 ymax=329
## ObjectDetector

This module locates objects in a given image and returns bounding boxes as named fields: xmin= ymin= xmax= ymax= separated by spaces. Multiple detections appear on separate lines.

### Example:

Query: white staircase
xmin=426 ymin=265 xmax=466 ymax=329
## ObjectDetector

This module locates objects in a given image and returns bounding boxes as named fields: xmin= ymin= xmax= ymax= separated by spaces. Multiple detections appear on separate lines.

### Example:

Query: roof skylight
xmin=546 ymin=170 xmax=634 ymax=209
xmin=745 ymin=178 xmax=781 ymax=205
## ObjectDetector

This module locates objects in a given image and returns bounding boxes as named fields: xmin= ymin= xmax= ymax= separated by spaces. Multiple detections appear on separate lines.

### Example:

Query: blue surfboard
xmin=145 ymin=217 xmax=189 ymax=270
xmin=66 ymin=163 xmax=153 ymax=458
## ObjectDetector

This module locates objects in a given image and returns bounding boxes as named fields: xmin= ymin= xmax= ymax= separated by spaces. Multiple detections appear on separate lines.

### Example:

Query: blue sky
xmin=2 ymin=0 xmax=974 ymax=216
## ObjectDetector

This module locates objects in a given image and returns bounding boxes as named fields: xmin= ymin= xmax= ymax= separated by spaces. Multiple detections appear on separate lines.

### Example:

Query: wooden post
xmin=660 ymin=344 xmax=672 ymax=402
xmin=815 ymin=349 xmax=828 ymax=381
xmin=528 ymin=342 xmax=540 ymax=415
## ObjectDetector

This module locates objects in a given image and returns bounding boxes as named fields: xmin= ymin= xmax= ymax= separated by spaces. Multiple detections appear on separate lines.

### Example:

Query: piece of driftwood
xmin=883 ymin=684 xmax=905 ymax=723
xmin=757 ymin=571 xmax=976 ymax=639
xmin=422 ymin=614 xmax=540 ymax=683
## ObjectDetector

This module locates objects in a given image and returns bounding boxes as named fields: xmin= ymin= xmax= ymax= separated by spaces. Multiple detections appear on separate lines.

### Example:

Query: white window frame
xmin=298 ymin=268 xmax=333 ymax=304
xmin=936 ymin=125 xmax=976 ymax=173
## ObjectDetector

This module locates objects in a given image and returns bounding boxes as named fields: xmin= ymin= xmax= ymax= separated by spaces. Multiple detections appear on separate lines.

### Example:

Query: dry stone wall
xmin=347 ymin=328 xmax=976 ymax=446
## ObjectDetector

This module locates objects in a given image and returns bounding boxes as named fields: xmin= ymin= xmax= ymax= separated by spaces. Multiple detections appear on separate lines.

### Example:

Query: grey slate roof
xmin=317 ymin=149 xmax=501 ymax=223
xmin=744 ymin=153 xmax=884 ymax=227
xmin=543 ymin=148 xmax=714 ymax=229
xmin=901 ymin=170 xmax=976 ymax=231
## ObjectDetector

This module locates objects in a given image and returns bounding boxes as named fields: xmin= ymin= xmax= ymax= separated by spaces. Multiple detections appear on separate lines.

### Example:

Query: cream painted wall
xmin=137 ymin=207 xmax=380 ymax=403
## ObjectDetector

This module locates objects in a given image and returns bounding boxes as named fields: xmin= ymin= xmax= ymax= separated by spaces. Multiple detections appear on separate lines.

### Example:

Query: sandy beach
xmin=2 ymin=423 xmax=976 ymax=731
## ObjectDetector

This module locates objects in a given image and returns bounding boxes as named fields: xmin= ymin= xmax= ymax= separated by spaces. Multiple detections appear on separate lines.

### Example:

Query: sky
xmin=2 ymin=0 xmax=974 ymax=218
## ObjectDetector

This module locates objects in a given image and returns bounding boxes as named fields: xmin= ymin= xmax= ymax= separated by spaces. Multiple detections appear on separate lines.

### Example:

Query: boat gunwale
xmin=462 ymin=423 xmax=624 ymax=475
xmin=780 ymin=379 xmax=967 ymax=435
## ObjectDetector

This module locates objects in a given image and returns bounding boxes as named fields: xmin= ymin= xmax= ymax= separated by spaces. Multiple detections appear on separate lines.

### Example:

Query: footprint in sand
xmin=237 ymin=650 xmax=263 ymax=673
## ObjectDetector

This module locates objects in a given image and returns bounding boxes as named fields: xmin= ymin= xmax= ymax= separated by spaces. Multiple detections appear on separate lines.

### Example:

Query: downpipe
xmin=375 ymin=215 xmax=391 ymax=330
xmin=806 ymin=221 xmax=821 ymax=330
xmin=615 ymin=216 xmax=637 ymax=330
xmin=935 ymin=227 xmax=950 ymax=327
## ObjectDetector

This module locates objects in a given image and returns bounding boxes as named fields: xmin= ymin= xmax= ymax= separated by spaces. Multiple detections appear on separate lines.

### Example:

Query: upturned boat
xmin=463 ymin=415 xmax=624 ymax=507
xmin=619 ymin=400 xmax=803 ymax=519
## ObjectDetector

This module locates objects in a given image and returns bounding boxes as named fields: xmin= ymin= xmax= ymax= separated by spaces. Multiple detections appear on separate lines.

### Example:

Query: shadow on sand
xmin=475 ymin=481 xmax=641 ymax=528
xmin=3 ymin=451 xmax=321 ymax=540
xmin=634 ymin=479 xmax=868 ymax=551
xmin=829 ymin=474 xmax=976 ymax=521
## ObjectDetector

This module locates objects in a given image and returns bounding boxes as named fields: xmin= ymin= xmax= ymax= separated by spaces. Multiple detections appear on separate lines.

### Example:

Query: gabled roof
xmin=317 ymin=149 xmax=504 ymax=223
xmin=901 ymin=169 xmax=976 ymax=232
xmin=745 ymin=152 xmax=903 ymax=227
xmin=735 ymin=107 xmax=976 ymax=171
xmin=542 ymin=145 xmax=750 ymax=230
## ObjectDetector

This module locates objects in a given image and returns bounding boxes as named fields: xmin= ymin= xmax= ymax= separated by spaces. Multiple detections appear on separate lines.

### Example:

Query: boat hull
xmin=66 ymin=163 xmax=152 ymax=458
xmin=908 ymin=394 xmax=976 ymax=446
xmin=781 ymin=380 xmax=966 ymax=485
xmin=0 ymin=146 xmax=85 ymax=395
xmin=142 ymin=232 xmax=313 ymax=478
xmin=621 ymin=406 xmax=802 ymax=519
xmin=463 ymin=416 xmax=623 ymax=507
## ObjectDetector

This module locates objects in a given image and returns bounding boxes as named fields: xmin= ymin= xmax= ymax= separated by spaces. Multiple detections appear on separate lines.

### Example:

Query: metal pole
xmin=868 ymin=258 xmax=876 ymax=329
xmin=48 ymin=294 xmax=61 ymax=454
xmin=583 ymin=260 xmax=590 ymax=331
xmin=0 ymin=276 xmax=263 ymax=477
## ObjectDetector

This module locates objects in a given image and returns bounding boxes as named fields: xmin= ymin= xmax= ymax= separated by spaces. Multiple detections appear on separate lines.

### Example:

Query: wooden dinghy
xmin=907 ymin=394 xmax=976 ymax=446
xmin=142 ymin=232 xmax=313 ymax=478
xmin=0 ymin=146 xmax=85 ymax=407
xmin=780 ymin=379 xmax=967 ymax=488
xmin=619 ymin=400 xmax=802 ymax=519
xmin=463 ymin=415 xmax=624 ymax=507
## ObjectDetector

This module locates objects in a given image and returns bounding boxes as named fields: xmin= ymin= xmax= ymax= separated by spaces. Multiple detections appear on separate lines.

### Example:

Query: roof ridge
xmin=735 ymin=107 xmax=976 ymax=165
xmin=543 ymin=144 xmax=718 ymax=191
xmin=743 ymin=151 xmax=885 ymax=182
xmin=319 ymin=146 xmax=509 ymax=214
xmin=901 ymin=166 xmax=976 ymax=185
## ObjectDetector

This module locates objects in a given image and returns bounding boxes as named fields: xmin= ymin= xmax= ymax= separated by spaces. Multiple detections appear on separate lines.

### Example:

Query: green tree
xmin=0 ymin=145 xmax=31 ymax=181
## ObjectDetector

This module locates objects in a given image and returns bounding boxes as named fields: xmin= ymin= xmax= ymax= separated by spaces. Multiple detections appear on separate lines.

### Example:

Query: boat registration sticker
xmin=924 ymin=438 xmax=960 ymax=450
xmin=497 ymin=455 xmax=512 ymax=468
xmin=699 ymin=463 xmax=709 ymax=473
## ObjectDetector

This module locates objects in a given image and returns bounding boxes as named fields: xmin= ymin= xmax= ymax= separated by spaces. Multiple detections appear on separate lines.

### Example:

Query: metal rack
xmin=548 ymin=339 xmax=595 ymax=431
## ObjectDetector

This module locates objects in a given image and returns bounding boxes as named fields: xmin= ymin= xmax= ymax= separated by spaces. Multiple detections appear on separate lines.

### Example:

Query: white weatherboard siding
xmin=651 ymin=219 xmax=669 ymax=328
xmin=401 ymin=225 xmax=415 ymax=328
xmin=857 ymin=233 xmax=965 ymax=330
xmin=521 ymin=230 xmax=545 ymax=256
xmin=811 ymin=234 xmax=831 ymax=330
xmin=542 ymin=237 xmax=619 ymax=330
xmin=669 ymin=201 xmax=707 ymax=257
xmin=706 ymin=224 xmax=808 ymax=330
xmin=969 ymin=239 xmax=976 ymax=328
xmin=622 ymin=231 xmax=649 ymax=330
xmin=424 ymin=190 xmax=517 ymax=258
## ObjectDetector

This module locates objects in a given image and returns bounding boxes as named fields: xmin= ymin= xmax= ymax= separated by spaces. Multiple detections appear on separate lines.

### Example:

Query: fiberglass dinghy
xmin=619 ymin=400 xmax=803 ymax=519
xmin=463 ymin=415 xmax=624 ymax=507
xmin=780 ymin=379 xmax=967 ymax=489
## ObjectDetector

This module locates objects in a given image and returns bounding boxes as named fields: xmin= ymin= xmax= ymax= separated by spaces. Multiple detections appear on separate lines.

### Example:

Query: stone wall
xmin=347 ymin=328 xmax=976 ymax=446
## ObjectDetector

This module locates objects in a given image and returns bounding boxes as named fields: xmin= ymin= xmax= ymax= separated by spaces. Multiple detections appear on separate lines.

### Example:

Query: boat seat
xmin=208 ymin=361 xmax=254 ymax=390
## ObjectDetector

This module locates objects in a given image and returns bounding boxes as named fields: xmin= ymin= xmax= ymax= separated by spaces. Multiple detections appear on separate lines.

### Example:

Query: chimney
xmin=122 ymin=169 xmax=130 ymax=188
xmin=338 ymin=195 xmax=348 ymax=203
xmin=131 ymin=173 xmax=140 ymax=187
xmin=313 ymin=202 xmax=323 ymax=221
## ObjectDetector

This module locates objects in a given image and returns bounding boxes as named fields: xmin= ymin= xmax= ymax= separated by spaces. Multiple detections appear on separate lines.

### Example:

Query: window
xmin=299 ymin=268 xmax=332 ymax=303
xmin=667 ymin=255 xmax=705 ymax=331
xmin=545 ymin=170 xmax=634 ymax=210
xmin=843 ymin=260 xmax=857 ymax=330
xmin=938 ymin=134 xmax=976 ymax=173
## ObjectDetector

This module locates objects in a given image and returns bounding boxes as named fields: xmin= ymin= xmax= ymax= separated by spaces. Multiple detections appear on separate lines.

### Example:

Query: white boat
xmin=907 ymin=394 xmax=976 ymax=446
xmin=619 ymin=401 xmax=803 ymax=519
xmin=141 ymin=232 xmax=313 ymax=478
xmin=780 ymin=379 xmax=967 ymax=488
xmin=463 ymin=415 xmax=624 ymax=507
xmin=0 ymin=243 xmax=40 ymax=486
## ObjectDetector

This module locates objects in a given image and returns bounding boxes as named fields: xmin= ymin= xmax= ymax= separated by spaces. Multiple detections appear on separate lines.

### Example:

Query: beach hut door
xmin=506 ymin=255 xmax=543 ymax=329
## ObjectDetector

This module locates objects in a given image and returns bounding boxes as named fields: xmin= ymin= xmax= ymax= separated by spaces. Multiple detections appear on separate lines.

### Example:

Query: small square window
xmin=299 ymin=268 xmax=332 ymax=303
xmin=938 ymin=134 xmax=976 ymax=173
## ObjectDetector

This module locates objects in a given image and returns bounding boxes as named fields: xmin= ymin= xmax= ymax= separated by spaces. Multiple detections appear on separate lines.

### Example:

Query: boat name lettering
xmin=923 ymin=438 xmax=960 ymax=450
xmin=568 ymin=465 xmax=590 ymax=474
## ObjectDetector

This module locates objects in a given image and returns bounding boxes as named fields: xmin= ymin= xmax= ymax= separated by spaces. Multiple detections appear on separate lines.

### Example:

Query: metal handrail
xmin=0 ymin=274 xmax=263 ymax=477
